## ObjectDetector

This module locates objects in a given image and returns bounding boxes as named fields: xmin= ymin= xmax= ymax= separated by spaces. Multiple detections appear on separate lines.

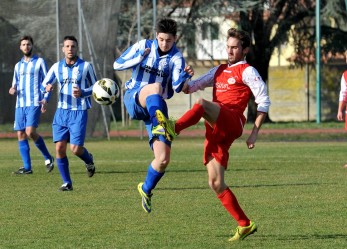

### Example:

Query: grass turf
xmin=0 ymin=135 xmax=346 ymax=248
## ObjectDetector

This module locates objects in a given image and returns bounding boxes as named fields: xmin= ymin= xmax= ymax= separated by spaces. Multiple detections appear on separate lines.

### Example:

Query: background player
xmin=42 ymin=36 xmax=97 ymax=191
xmin=156 ymin=28 xmax=271 ymax=241
xmin=113 ymin=18 xmax=194 ymax=213
xmin=9 ymin=35 xmax=54 ymax=175
xmin=336 ymin=51 xmax=347 ymax=168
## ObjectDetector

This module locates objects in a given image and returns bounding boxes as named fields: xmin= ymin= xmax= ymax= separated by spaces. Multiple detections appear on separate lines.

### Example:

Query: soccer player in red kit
xmin=156 ymin=28 xmax=271 ymax=242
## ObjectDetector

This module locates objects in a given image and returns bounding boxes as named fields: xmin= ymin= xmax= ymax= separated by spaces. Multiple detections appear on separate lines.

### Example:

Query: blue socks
xmin=146 ymin=94 xmax=168 ymax=127
xmin=34 ymin=136 xmax=51 ymax=160
xmin=19 ymin=139 xmax=31 ymax=170
xmin=57 ymin=149 xmax=92 ymax=186
xmin=77 ymin=148 xmax=93 ymax=164
xmin=141 ymin=95 xmax=167 ymax=194
xmin=142 ymin=164 xmax=165 ymax=194
xmin=57 ymin=157 xmax=72 ymax=185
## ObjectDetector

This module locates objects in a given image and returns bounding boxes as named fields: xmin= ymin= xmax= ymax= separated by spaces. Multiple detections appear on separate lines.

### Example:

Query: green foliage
xmin=0 ymin=134 xmax=346 ymax=248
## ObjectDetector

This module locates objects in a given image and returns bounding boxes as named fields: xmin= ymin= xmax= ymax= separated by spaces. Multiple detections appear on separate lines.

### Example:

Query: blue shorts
xmin=14 ymin=106 xmax=41 ymax=131
xmin=52 ymin=108 xmax=88 ymax=146
xmin=124 ymin=88 xmax=171 ymax=148
xmin=144 ymin=119 xmax=171 ymax=148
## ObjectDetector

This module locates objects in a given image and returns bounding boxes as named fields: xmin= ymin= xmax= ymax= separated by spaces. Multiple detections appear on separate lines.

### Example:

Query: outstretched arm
xmin=183 ymin=66 xmax=218 ymax=94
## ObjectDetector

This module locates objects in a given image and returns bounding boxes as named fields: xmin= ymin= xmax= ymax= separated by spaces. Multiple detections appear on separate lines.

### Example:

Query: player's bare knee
xmin=56 ymin=146 xmax=66 ymax=158
xmin=28 ymin=132 xmax=39 ymax=141
xmin=160 ymin=158 xmax=170 ymax=167
xmin=70 ymin=145 xmax=81 ymax=156
xmin=156 ymin=155 xmax=170 ymax=168
xmin=208 ymin=178 xmax=222 ymax=193
xmin=17 ymin=131 xmax=27 ymax=140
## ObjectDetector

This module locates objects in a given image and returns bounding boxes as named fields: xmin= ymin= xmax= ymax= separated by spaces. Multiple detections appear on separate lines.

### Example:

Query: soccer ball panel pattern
xmin=92 ymin=78 xmax=120 ymax=105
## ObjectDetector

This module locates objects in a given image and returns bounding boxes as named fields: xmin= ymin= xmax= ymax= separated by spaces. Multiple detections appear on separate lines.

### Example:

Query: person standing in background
xmin=336 ymin=51 xmax=347 ymax=168
xmin=9 ymin=35 xmax=54 ymax=175
xmin=42 ymin=36 xmax=97 ymax=191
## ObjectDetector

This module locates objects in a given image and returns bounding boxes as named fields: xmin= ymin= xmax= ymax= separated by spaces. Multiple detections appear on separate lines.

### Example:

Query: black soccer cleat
xmin=85 ymin=153 xmax=95 ymax=177
xmin=59 ymin=183 xmax=73 ymax=191
xmin=13 ymin=167 xmax=33 ymax=175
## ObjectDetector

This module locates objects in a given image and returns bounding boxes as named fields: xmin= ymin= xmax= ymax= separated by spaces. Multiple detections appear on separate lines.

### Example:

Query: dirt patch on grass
xmin=1 ymin=127 xmax=345 ymax=139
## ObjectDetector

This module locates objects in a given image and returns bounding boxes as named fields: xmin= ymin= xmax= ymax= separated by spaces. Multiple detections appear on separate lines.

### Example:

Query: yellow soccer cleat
xmin=155 ymin=110 xmax=176 ymax=141
xmin=152 ymin=124 xmax=166 ymax=137
xmin=228 ymin=221 xmax=257 ymax=242
xmin=137 ymin=182 xmax=152 ymax=213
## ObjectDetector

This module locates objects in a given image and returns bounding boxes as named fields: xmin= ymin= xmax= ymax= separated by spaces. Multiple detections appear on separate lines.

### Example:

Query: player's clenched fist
xmin=45 ymin=84 xmax=53 ymax=92
xmin=184 ymin=65 xmax=194 ymax=76
xmin=9 ymin=87 xmax=16 ymax=95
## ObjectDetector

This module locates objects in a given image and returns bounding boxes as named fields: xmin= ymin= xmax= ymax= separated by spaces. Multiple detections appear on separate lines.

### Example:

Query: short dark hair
xmin=20 ymin=35 xmax=33 ymax=45
xmin=156 ymin=18 xmax=177 ymax=36
xmin=63 ymin=35 xmax=78 ymax=46
xmin=227 ymin=28 xmax=251 ymax=49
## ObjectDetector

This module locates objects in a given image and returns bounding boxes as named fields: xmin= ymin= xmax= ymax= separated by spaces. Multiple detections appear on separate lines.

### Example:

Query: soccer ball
xmin=92 ymin=78 xmax=120 ymax=105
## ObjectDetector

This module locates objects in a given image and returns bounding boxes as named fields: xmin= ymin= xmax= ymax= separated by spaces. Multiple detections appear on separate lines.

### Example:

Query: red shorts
xmin=203 ymin=106 xmax=245 ymax=168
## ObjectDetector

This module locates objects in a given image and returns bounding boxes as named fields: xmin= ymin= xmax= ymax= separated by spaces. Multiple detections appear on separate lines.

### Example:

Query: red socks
xmin=217 ymin=188 xmax=250 ymax=227
xmin=175 ymin=103 xmax=204 ymax=134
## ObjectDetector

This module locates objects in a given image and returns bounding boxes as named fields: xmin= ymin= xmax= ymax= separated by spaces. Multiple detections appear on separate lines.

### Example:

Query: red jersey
xmin=213 ymin=63 xmax=252 ymax=113
xmin=338 ymin=70 xmax=347 ymax=102
xmin=189 ymin=61 xmax=270 ymax=114
xmin=188 ymin=61 xmax=270 ymax=167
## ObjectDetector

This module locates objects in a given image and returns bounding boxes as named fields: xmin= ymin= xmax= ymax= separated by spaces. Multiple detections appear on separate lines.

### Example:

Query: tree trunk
xmin=240 ymin=10 xmax=272 ymax=123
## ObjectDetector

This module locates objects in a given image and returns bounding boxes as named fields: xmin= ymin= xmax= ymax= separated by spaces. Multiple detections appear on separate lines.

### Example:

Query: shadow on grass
xmin=265 ymin=233 xmax=347 ymax=240
xmin=157 ymin=182 xmax=321 ymax=191
xmin=150 ymin=182 xmax=321 ymax=192
xmin=231 ymin=168 xmax=270 ymax=172
xmin=87 ymin=169 xmax=207 ymax=174
xmin=233 ymin=182 xmax=320 ymax=188
xmin=217 ymin=233 xmax=347 ymax=241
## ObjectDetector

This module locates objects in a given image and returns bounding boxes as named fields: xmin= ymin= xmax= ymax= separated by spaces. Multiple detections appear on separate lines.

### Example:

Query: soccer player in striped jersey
xmin=114 ymin=18 xmax=194 ymax=213
xmin=42 ymin=36 xmax=97 ymax=191
xmin=9 ymin=35 xmax=54 ymax=175
xmin=156 ymin=28 xmax=271 ymax=241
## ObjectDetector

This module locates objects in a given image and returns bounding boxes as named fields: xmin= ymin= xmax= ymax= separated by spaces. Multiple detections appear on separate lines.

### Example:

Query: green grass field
xmin=0 ymin=132 xmax=346 ymax=248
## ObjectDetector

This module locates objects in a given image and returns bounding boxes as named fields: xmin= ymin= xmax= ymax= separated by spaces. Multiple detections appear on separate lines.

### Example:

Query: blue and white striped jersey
xmin=41 ymin=58 xmax=97 ymax=110
xmin=113 ymin=39 xmax=191 ymax=99
xmin=12 ymin=55 xmax=48 ymax=108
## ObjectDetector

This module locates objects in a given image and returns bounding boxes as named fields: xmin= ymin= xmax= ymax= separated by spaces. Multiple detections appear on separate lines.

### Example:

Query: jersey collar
xmin=63 ymin=57 xmax=82 ymax=67
xmin=20 ymin=55 xmax=38 ymax=63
